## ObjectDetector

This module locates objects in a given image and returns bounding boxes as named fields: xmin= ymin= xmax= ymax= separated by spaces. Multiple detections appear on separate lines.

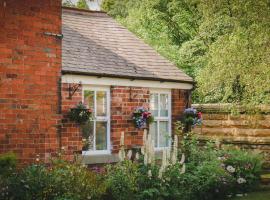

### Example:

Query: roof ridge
xmin=62 ymin=6 xmax=107 ymax=14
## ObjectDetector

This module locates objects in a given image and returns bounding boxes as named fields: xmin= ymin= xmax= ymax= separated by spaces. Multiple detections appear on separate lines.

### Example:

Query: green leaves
xmin=102 ymin=0 xmax=270 ymax=105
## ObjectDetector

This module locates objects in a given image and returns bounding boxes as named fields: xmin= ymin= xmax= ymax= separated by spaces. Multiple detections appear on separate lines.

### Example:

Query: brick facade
xmin=111 ymin=86 xmax=150 ymax=153
xmin=60 ymin=84 xmax=189 ymax=156
xmin=0 ymin=1 xmax=190 ymax=164
xmin=61 ymin=83 xmax=83 ymax=160
xmin=0 ymin=0 xmax=62 ymax=164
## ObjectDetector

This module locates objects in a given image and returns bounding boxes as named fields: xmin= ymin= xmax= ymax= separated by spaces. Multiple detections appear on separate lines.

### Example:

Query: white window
xmin=82 ymin=86 xmax=110 ymax=155
xmin=149 ymin=89 xmax=171 ymax=149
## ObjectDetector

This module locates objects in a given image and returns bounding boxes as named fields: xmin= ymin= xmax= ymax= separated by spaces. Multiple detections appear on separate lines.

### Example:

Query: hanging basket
xmin=68 ymin=102 xmax=92 ymax=125
xmin=132 ymin=107 xmax=154 ymax=129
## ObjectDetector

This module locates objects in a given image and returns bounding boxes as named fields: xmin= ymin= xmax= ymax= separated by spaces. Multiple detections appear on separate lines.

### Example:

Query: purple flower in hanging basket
xmin=132 ymin=107 xmax=154 ymax=129
xmin=183 ymin=107 xmax=203 ymax=127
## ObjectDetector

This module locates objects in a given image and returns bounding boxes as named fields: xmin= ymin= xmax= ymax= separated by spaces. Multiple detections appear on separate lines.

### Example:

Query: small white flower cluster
xmin=118 ymin=132 xmax=126 ymax=161
xmin=226 ymin=165 xmax=236 ymax=173
xmin=118 ymin=130 xmax=185 ymax=179
xmin=118 ymin=131 xmax=140 ymax=161
xmin=159 ymin=135 xmax=185 ymax=178
xmin=237 ymin=177 xmax=247 ymax=184
xmin=141 ymin=129 xmax=155 ymax=165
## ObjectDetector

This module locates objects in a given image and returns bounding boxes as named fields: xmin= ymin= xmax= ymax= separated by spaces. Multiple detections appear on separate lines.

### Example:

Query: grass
xmin=232 ymin=191 xmax=270 ymax=200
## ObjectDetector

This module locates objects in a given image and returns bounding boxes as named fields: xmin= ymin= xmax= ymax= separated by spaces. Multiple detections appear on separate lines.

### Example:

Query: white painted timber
xmin=62 ymin=74 xmax=193 ymax=90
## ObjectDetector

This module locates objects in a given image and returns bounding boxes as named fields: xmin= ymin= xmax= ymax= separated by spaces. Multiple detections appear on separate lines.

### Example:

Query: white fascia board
xmin=62 ymin=74 xmax=193 ymax=90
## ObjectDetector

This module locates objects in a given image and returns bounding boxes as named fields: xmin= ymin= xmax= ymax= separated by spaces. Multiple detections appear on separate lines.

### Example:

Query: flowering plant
xmin=68 ymin=102 xmax=92 ymax=124
xmin=132 ymin=107 xmax=154 ymax=129
xmin=182 ymin=107 xmax=202 ymax=127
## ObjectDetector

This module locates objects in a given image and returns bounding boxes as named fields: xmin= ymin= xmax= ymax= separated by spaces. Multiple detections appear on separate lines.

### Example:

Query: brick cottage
xmin=0 ymin=1 xmax=193 ymax=164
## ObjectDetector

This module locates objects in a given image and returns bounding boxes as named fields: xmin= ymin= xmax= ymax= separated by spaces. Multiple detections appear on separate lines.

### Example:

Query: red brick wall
xmin=111 ymin=86 xmax=150 ymax=153
xmin=171 ymin=89 xmax=190 ymax=132
xmin=61 ymin=83 xmax=82 ymax=160
xmin=60 ymin=85 xmax=189 ymax=155
xmin=0 ymin=0 xmax=62 ymax=164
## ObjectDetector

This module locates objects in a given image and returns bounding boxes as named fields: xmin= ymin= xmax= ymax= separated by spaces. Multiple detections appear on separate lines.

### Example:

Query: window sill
xmin=80 ymin=153 xmax=119 ymax=165
xmin=82 ymin=150 xmax=111 ymax=156
xmin=79 ymin=149 xmax=170 ymax=165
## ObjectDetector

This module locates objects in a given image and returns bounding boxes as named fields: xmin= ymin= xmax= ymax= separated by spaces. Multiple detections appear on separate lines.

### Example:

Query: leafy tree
xmin=62 ymin=0 xmax=76 ymax=7
xmin=102 ymin=0 xmax=270 ymax=105
xmin=77 ymin=0 xmax=89 ymax=9
xmin=196 ymin=0 xmax=270 ymax=104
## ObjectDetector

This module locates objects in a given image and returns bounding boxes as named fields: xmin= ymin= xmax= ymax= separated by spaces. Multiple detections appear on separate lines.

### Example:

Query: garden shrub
xmin=0 ymin=152 xmax=17 ymax=176
xmin=0 ymin=133 xmax=263 ymax=200
xmin=220 ymin=147 xmax=263 ymax=193
xmin=5 ymin=159 xmax=106 ymax=200
xmin=136 ymin=163 xmax=164 ymax=200
xmin=104 ymin=160 xmax=139 ymax=200
xmin=0 ymin=153 xmax=17 ymax=200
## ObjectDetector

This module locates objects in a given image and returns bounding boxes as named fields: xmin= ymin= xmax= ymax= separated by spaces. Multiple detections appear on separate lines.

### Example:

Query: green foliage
xmin=62 ymin=0 xmax=90 ymax=10
xmin=0 ymin=141 xmax=263 ymax=200
xmin=62 ymin=0 xmax=76 ymax=7
xmin=0 ymin=152 xmax=17 ymax=176
xmin=180 ymin=134 xmax=263 ymax=198
xmin=220 ymin=147 xmax=263 ymax=193
xmin=68 ymin=102 xmax=92 ymax=124
xmin=102 ymin=0 xmax=270 ymax=105
xmin=104 ymin=160 xmax=139 ymax=200
xmin=5 ymin=160 xmax=105 ymax=200
xmin=0 ymin=153 xmax=17 ymax=199
xmin=77 ymin=0 xmax=89 ymax=10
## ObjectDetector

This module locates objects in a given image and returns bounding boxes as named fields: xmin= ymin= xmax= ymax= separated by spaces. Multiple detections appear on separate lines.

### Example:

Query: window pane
xmin=96 ymin=91 xmax=107 ymax=117
xmin=150 ymin=94 xmax=158 ymax=117
xmin=149 ymin=121 xmax=158 ymax=147
xmin=96 ymin=121 xmax=107 ymax=150
xmin=81 ymin=121 xmax=94 ymax=151
xmin=84 ymin=90 xmax=94 ymax=111
xmin=160 ymin=94 xmax=168 ymax=117
xmin=159 ymin=121 xmax=169 ymax=147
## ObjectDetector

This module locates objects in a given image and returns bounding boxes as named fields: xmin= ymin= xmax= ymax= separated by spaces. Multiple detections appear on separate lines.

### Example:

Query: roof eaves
xmin=62 ymin=70 xmax=194 ymax=85
xmin=62 ymin=6 xmax=106 ymax=14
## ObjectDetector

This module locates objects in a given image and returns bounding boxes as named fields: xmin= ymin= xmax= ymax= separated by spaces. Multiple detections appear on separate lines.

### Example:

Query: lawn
xmin=232 ymin=191 xmax=270 ymax=200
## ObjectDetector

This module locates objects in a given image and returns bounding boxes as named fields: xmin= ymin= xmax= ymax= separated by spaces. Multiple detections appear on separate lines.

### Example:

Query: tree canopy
xmin=102 ymin=0 xmax=270 ymax=105
xmin=62 ymin=0 xmax=89 ymax=10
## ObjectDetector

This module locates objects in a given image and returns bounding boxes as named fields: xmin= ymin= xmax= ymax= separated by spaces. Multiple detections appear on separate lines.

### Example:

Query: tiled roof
xmin=62 ymin=7 xmax=193 ymax=83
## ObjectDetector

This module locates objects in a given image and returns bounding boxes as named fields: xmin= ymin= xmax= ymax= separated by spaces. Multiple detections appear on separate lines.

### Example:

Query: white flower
xmin=180 ymin=164 xmax=186 ymax=174
xmin=127 ymin=150 xmax=133 ymax=160
xmin=179 ymin=154 xmax=185 ymax=164
xmin=148 ymin=170 xmax=152 ymax=178
xmin=118 ymin=132 xmax=125 ymax=161
xmin=226 ymin=165 xmax=235 ymax=173
xmin=135 ymin=152 xmax=140 ymax=160
xmin=237 ymin=177 xmax=247 ymax=184
xmin=218 ymin=156 xmax=226 ymax=161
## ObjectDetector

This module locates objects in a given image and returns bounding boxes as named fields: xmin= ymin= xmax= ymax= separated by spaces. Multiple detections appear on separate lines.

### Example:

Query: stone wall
xmin=192 ymin=104 xmax=270 ymax=167
xmin=0 ymin=0 xmax=62 ymax=164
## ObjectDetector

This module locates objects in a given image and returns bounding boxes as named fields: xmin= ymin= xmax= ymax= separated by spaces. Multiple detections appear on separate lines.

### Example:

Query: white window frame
xmin=82 ymin=85 xmax=111 ymax=155
xmin=149 ymin=89 xmax=172 ymax=150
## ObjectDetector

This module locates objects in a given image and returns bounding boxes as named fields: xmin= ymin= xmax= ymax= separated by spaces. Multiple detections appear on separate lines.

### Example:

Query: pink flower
xmin=198 ymin=112 xmax=202 ymax=119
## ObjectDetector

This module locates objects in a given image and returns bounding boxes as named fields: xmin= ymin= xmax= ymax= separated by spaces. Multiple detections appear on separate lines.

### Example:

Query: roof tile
xmin=62 ymin=8 xmax=193 ymax=83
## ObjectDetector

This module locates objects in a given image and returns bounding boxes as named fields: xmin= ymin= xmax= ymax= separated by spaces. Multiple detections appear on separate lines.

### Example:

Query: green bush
xmin=180 ymin=134 xmax=263 ymax=199
xmin=104 ymin=160 xmax=139 ymax=200
xmin=5 ymin=160 xmax=106 ymax=200
xmin=0 ymin=153 xmax=17 ymax=200
xmin=0 ymin=135 xmax=262 ymax=200
xmin=0 ymin=152 xmax=17 ymax=176
xmin=220 ymin=147 xmax=263 ymax=193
